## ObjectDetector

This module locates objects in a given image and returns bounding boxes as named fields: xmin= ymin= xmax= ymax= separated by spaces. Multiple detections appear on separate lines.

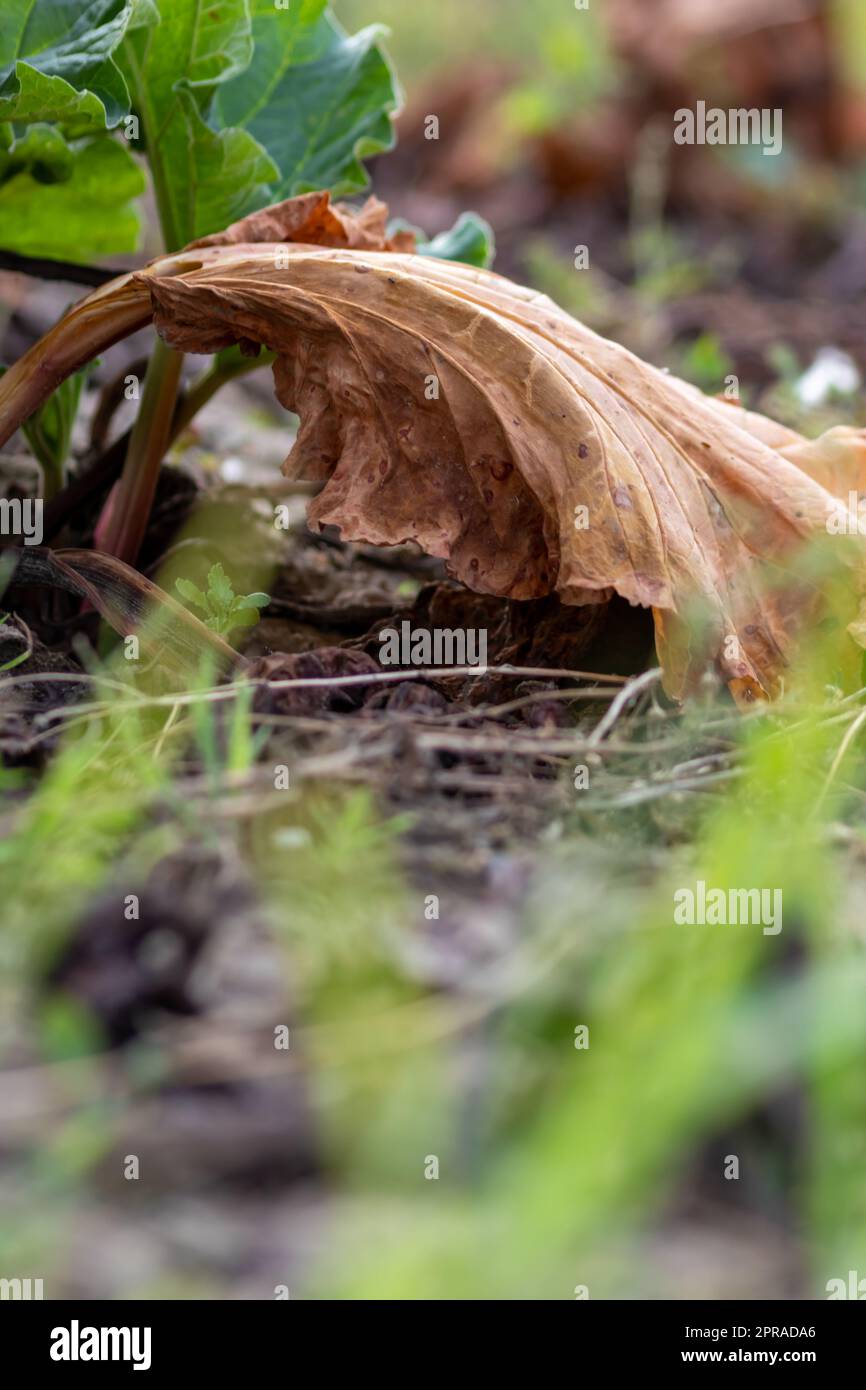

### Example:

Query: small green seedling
xmin=175 ymin=564 xmax=268 ymax=638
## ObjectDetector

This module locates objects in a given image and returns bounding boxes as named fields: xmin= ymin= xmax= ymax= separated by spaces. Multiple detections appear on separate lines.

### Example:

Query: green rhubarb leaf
xmin=0 ymin=121 xmax=72 ymax=184
xmin=0 ymin=0 xmax=156 ymax=132
xmin=0 ymin=134 xmax=144 ymax=258
xmin=168 ymin=86 xmax=277 ymax=245
xmin=117 ymin=0 xmax=276 ymax=249
xmin=388 ymin=211 xmax=496 ymax=269
xmin=0 ymin=1 xmax=155 ymax=257
xmin=213 ymin=0 xmax=399 ymax=200
xmin=416 ymin=211 xmax=496 ymax=269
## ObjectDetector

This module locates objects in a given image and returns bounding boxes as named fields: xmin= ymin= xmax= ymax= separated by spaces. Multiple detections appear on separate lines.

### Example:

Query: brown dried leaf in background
xmin=606 ymin=0 xmax=821 ymax=85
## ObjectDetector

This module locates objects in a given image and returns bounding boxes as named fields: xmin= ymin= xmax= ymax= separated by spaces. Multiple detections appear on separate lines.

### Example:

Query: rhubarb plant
xmin=0 ymin=0 xmax=494 ymax=564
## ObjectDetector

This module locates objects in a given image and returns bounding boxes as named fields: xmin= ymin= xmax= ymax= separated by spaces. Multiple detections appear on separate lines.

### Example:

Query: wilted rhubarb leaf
xmin=2 ymin=191 xmax=862 ymax=700
xmin=212 ymin=0 xmax=399 ymax=201
xmin=139 ymin=241 xmax=862 ymax=700
xmin=188 ymin=189 xmax=413 ymax=252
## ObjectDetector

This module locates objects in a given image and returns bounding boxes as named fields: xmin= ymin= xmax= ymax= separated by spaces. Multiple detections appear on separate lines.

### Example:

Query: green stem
xmin=121 ymin=40 xmax=182 ymax=256
xmin=94 ymin=338 xmax=183 ymax=564
xmin=41 ymin=455 xmax=65 ymax=503
xmin=170 ymin=350 xmax=276 ymax=440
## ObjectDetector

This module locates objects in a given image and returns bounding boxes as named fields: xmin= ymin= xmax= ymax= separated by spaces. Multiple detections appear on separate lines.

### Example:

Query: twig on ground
xmin=588 ymin=667 xmax=663 ymax=745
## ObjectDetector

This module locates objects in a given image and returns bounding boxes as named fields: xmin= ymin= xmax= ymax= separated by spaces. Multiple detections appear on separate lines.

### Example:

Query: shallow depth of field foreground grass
xmin=1 ymin=537 xmax=866 ymax=1299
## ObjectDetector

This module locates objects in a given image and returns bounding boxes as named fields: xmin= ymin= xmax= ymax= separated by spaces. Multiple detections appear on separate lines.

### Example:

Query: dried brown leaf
xmin=187 ymin=191 xmax=411 ymax=253
xmin=1 ymin=193 xmax=862 ymax=700
xmin=141 ymin=237 xmax=861 ymax=699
